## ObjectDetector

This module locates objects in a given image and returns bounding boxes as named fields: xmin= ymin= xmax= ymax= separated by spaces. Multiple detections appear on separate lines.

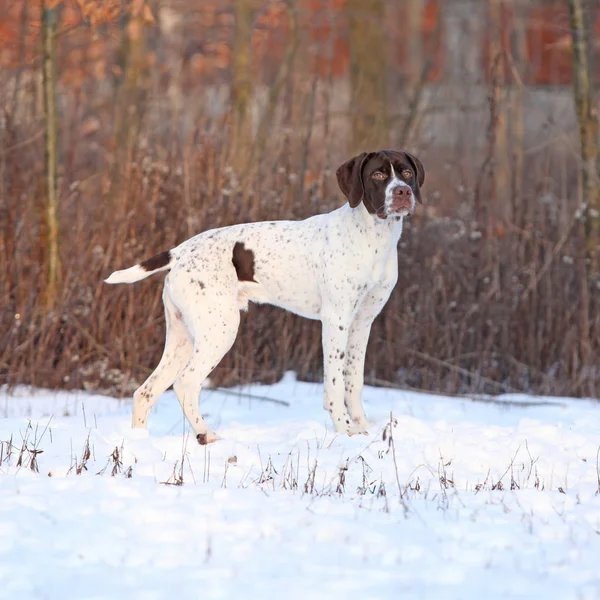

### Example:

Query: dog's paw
xmin=346 ymin=425 xmax=369 ymax=437
xmin=331 ymin=412 xmax=370 ymax=436
xmin=196 ymin=431 xmax=221 ymax=445
xmin=352 ymin=416 xmax=372 ymax=430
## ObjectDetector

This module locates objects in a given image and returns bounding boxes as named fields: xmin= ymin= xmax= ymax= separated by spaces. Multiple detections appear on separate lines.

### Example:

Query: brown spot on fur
xmin=140 ymin=250 xmax=171 ymax=272
xmin=232 ymin=242 xmax=256 ymax=282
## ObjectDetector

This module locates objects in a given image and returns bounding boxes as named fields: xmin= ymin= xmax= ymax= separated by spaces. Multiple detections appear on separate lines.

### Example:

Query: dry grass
xmin=0 ymin=22 xmax=599 ymax=399
xmin=2 ymin=408 xmax=594 ymax=507
xmin=2 ymin=113 xmax=599 ymax=398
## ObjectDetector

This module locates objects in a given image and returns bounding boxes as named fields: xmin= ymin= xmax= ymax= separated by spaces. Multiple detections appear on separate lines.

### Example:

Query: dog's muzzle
xmin=381 ymin=186 xmax=414 ymax=218
xmin=377 ymin=183 xmax=415 ymax=219
xmin=391 ymin=187 xmax=412 ymax=210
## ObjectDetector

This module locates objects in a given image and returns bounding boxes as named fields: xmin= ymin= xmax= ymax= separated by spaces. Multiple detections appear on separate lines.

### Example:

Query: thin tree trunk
xmin=444 ymin=0 xmax=484 ymax=217
xmin=400 ymin=60 xmax=432 ymax=146
xmin=510 ymin=1 xmax=526 ymax=226
xmin=230 ymin=0 xmax=259 ymax=170
xmin=296 ymin=68 xmax=319 ymax=204
xmin=488 ymin=0 xmax=510 ymax=224
xmin=568 ymin=0 xmax=600 ymax=388
xmin=112 ymin=10 xmax=147 ymax=201
xmin=254 ymin=0 xmax=299 ymax=178
xmin=42 ymin=0 xmax=61 ymax=310
xmin=568 ymin=0 xmax=600 ymax=271
xmin=406 ymin=0 xmax=424 ymax=86
xmin=11 ymin=0 xmax=28 ymax=121
xmin=401 ymin=3 xmax=442 ymax=146
xmin=347 ymin=0 xmax=388 ymax=152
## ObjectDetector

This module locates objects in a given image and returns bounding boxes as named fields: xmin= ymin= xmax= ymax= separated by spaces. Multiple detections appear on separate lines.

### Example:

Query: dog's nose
xmin=393 ymin=187 xmax=411 ymax=198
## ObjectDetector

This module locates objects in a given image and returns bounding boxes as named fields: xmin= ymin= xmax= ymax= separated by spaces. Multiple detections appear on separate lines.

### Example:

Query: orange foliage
xmin=0 ymin=0 xmax=599 ymax=88
xmin=480 ymin=1 xmax=513 ymax=84
xmin=0 ymin=0 xmax=159 ymax=87
xmin=252 ymin=1 xmax=289 ymax=78
xmin=481 ymin=3 xmax=600 ymax=86
xmin=304 ymin=0 xmax=348 ymax=78
xmin=526 ymin=5 xmax=576 ymax=85
xmin=73 ymin=0 xmax=121 ymax=28
xmin=393 ymin=0 xmax=443 ymax=82
xmin=0 ymin=2 xmax=41 ymax=67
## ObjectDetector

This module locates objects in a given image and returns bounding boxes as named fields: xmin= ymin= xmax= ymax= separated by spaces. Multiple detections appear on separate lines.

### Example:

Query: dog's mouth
xmin=377 ymin=188 xmax=414 ymax=218
xmin=378 ymin=200 xmax=413 ymax=219
xmin=390 ymin=198 xmax=413 ymax=213
xmin=377 ymin=205 xmax=413 ymax=219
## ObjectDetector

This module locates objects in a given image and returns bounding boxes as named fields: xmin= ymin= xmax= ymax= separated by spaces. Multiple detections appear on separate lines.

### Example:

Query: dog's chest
xmin=349 ymin=240 xmax=397 ymax=291
xmin=369 ymin=249 xmax=396 ymax=286
xmin=326 ymin=217 xmax=400 ymax=289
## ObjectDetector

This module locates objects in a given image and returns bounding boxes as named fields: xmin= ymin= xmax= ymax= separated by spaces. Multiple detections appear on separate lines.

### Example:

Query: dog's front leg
xmin=344 ymin=317 xmax=373 ymax=430
xmin=343 ymin=283 xmax=396 ymax=430
xmin=321 ymin=318 xmax=368 ymax=436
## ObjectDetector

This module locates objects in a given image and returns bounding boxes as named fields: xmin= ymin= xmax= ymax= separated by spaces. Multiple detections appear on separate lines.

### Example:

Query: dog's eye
xmin=371 ymin=172 xmax=386 ymax=180
xmin=402 ymin=169 xmax=412 ymax=179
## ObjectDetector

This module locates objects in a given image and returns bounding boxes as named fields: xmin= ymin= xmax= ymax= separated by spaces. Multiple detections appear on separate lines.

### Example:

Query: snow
xmin=1 ymin=373 xmax=600 ymax=599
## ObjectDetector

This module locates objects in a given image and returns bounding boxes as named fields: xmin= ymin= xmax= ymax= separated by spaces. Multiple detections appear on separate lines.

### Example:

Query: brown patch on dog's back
xmin=232 ymin=242 xmax=256 ymax=282
xmin=140 ymin=250 xmax=171 ymax=272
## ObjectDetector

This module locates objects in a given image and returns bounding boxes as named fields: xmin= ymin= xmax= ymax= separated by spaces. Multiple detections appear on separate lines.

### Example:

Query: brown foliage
xmin=0 ymin=0 xmax=599 ymax=399
xmin=2 ymin=117 xmax=599 ymax=396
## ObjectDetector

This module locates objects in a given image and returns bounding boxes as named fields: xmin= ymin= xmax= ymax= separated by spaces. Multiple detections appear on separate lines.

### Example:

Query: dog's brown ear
xmin=336 ymin=152 xmax=374 ymax=208
xmin=405 ymin=152 xmax=425 ymax=203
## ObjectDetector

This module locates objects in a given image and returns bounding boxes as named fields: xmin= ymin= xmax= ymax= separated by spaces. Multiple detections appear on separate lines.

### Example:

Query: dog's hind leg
xmin=171 ymin=288 xmax=241 ymax=444
xmin=132 ymin=291 xmax=193 ymax=429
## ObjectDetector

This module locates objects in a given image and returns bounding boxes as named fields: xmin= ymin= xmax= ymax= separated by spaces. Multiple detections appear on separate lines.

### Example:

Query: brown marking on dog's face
xmin=336 ymin=150 xmax=425 ymax=214
xmin=140 ymin=250 xmax=171 ymax=272
xmin=232 ymin=242 xmax=256 ymax=282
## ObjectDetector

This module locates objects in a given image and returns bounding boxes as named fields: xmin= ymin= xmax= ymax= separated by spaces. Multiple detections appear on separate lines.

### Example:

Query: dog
xmin=105 ymin=149 xmax=425 ymax=443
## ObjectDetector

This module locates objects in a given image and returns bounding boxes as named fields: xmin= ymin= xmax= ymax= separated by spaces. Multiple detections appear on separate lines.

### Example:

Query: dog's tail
xmin=104 ymin=250 xmax=176 ymax=284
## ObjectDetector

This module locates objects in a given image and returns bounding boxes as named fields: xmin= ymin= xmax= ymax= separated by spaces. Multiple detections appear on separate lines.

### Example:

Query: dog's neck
xmin=344 ymin=201 xmax=405 ymax=248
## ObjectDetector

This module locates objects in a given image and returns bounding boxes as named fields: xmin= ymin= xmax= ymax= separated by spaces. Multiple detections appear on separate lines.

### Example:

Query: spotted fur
xmin=105 ymin=149 xmax=425 ymax=443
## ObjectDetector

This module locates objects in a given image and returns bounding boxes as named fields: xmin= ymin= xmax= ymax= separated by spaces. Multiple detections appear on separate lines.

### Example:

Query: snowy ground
xmin=1 ymin=374 xmax=600 ymax=600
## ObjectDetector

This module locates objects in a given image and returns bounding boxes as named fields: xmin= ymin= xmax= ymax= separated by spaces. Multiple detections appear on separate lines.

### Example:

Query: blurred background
xmin=1 ymin=0 xmax=599 ymax=399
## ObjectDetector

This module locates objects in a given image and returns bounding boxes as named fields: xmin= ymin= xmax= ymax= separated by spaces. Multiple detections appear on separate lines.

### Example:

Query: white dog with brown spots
xmin=105 ymin=149 xmax=425 ymax=444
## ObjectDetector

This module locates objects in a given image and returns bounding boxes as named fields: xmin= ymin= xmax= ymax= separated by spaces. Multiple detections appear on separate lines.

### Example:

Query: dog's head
xmin=336 ymin=150 xmax=425 ymax=219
